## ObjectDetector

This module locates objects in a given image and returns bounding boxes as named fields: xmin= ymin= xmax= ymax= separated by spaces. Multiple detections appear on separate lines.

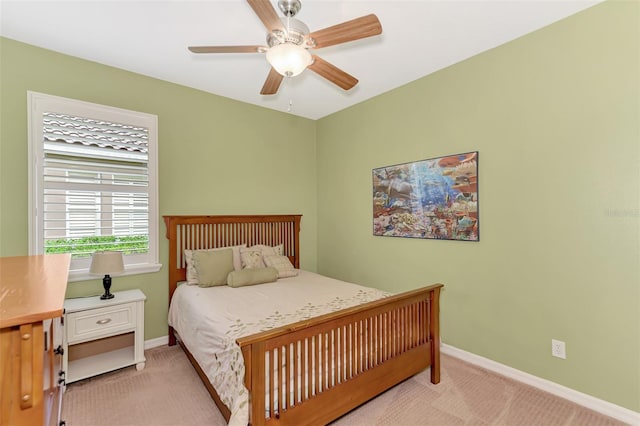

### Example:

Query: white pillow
xmin=240 ymin=244 xmax=285 ymax=269
xmin=263 ymin=255 xmax=298 ymax=278
xmin=250 ymin=244 xmax=284 ymax=257
xmin=240 ymin=246 xmax=265 ymax=269
xmin=184 ymin=244 xmax=245 ymax=285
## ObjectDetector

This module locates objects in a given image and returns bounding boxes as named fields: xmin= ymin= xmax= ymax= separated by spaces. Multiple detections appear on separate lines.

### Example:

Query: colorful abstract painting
xmin=373 ymin=152 xmax=479 ymax=241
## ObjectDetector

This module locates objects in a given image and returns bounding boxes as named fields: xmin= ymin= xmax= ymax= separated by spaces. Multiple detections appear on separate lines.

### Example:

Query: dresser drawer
xmin=66 ymin=303 xmax=136 ymax=343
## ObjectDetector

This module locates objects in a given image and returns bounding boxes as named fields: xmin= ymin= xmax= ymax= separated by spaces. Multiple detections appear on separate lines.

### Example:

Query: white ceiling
xmin=1 ymin=0 xmax=602 ymax=120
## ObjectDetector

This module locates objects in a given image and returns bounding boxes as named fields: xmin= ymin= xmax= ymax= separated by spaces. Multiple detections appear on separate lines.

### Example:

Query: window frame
xmin=28 ymin=91 xmax=161 ymax=282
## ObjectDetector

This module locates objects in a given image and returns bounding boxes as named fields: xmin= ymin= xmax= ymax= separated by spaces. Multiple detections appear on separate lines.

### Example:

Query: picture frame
xmin=372 ymin=151 xmax=479 ymax=241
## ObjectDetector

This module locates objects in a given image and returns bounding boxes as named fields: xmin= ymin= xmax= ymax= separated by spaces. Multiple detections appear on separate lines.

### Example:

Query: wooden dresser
xmin=0 ymin=254 xmax=70 ymax=426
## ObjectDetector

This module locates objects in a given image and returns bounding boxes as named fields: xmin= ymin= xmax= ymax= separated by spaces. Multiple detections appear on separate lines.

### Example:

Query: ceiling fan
xmin=188 ymin=0 xmax=382 ymax=95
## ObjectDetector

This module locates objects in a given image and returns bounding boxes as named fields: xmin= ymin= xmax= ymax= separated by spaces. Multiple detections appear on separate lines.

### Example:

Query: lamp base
xmin=101 ymin=274 xmax=115 ymax=300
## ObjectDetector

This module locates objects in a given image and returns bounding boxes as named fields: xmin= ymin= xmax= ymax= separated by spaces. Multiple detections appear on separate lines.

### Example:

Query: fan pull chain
xmin=288 ymin=99 xmax=293 ymax=113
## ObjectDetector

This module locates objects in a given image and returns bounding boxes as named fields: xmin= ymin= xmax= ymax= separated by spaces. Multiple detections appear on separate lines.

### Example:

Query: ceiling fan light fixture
xmin=266 ymin=43 xmax=311 ymax=77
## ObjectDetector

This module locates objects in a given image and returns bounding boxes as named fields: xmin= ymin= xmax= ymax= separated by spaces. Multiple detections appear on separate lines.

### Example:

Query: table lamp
xmin=90 ymin=251 xmax=124 ymax=300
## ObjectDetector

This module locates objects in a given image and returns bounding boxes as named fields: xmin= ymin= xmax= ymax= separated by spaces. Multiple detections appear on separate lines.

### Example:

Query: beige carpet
xmin=62 ymin=345 xmax=627 ymax=426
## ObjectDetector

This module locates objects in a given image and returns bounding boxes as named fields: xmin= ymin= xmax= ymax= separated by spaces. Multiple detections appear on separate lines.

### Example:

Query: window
xmin=28 ymin=92 xmax=160 ymax=281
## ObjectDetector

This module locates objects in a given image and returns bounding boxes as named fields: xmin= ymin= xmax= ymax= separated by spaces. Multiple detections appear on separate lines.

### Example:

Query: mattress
xmin=167 ymin=269 xmax=389 ymax=426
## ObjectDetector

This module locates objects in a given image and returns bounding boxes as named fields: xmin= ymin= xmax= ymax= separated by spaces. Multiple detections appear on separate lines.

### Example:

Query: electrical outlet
xmin=551 ymin=339 xmax=566 ymax=359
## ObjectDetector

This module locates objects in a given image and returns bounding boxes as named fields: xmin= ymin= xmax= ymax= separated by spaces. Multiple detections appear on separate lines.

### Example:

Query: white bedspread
xmin=167 ymin=269 xmax=389 ymax=426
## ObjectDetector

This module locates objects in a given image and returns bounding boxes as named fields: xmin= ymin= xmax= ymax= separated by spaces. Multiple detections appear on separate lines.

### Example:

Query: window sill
xmin=67 ymin=263 xmax=162 ymax=283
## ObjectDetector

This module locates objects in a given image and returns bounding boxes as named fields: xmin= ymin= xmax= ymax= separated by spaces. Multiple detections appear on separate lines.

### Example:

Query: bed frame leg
xmin=430 ymin=286 xmax=441 ymax=384
xmin=169 ymin=326 xmax=176 ymax=346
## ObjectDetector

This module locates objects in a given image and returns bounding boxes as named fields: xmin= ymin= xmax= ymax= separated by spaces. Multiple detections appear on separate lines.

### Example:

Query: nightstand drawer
xmin=66 ymin=302 xmax=136 ymax=343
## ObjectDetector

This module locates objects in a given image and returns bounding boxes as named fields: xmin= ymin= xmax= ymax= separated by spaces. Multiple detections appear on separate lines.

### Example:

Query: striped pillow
xmin=263 ymin=255 xmax=298 ymax=278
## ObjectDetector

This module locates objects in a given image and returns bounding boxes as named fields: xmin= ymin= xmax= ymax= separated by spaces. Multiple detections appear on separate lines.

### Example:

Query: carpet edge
xmin=441 ymin=343 xmax=639 ymax=425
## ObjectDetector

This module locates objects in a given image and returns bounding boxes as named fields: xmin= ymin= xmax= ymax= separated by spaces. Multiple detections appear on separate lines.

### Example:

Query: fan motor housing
xmin=267 ymin=17 xmax=314 ymax=48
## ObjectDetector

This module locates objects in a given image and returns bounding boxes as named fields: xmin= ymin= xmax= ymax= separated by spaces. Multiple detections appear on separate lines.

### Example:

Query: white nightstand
xmin=63 ymin=289 xmax=146 ymax=384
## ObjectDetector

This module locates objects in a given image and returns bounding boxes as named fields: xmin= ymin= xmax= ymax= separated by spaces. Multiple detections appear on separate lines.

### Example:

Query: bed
xmin=164 ymin=214 xmax=443 ymax=426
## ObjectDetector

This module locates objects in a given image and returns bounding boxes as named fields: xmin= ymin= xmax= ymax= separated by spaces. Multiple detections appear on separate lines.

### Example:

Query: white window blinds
xmin=42 ymin=112 xmax=150 ymax=257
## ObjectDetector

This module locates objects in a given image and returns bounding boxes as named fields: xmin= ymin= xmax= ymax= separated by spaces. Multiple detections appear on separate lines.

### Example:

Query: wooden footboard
xmin=237 ymin=284 xmax=442 ymax=426
xmin=164 ymin=215 xmax=443 ymax=426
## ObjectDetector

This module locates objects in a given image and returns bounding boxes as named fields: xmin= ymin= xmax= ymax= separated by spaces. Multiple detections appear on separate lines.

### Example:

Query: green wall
xmin=0 ymin=37 xmax=318 ymax=341
xmin=316 ymin=0 xmax=639 ymax=412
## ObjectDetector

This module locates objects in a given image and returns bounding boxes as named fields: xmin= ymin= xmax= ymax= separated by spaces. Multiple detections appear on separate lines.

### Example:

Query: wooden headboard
xmin=163 ymin=215 xmax=302 ymax=301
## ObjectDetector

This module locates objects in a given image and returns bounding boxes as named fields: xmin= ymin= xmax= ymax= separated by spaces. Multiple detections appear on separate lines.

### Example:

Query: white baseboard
xmin=144 ymin=335 xmax=168 ymax=350
xmin=441 ymin=344 xmax=639 ymax=426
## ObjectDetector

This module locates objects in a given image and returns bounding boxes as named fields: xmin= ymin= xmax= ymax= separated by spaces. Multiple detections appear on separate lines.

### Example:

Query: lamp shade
xmin=90 ymin=251 xmax=124 ymax=275
xmin=266 ymin=43 xmax=312 ymax=77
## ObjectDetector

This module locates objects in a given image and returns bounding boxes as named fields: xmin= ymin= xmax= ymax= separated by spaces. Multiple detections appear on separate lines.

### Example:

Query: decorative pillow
xmin=192 ymin=248 xmax=234 ymax=287
xmin=184 ymin=244 xmax=245 ymax=285
xmin=263 ymin=255 xmax=298 ymax=278
xmin=240 ymin=246 xmax=265 ymax=269
xmin=227 ymin=267 xmax=278 ymax=288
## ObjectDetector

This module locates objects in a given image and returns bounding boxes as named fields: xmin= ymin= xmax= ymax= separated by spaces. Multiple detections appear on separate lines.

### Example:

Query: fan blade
xmin=307 ymin=55 xmax=358 ymax=90
xmin=260 ymin=68 xmax=284 ymax=95
xmin=308 ymin=14 xmax=382 ymax=49
xmin=247 ymin=0 xmax=286 ymax=33
xmin=188 ymin=46 xmax=265 ymax=54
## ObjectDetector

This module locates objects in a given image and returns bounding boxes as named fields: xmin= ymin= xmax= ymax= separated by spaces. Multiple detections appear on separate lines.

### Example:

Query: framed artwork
xmin=373 ymin=151 xmax=479 ymax=241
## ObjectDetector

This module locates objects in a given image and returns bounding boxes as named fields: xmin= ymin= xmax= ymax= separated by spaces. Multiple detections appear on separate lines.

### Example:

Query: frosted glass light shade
xmin=90 ymin=251 xmax=124 ymax=275
xmin=266 ymin=43 xmax=312 ymax=77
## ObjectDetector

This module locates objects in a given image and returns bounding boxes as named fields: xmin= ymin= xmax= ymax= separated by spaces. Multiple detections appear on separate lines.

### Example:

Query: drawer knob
xmin=96 ymin=318 xmax=112 ymax=325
